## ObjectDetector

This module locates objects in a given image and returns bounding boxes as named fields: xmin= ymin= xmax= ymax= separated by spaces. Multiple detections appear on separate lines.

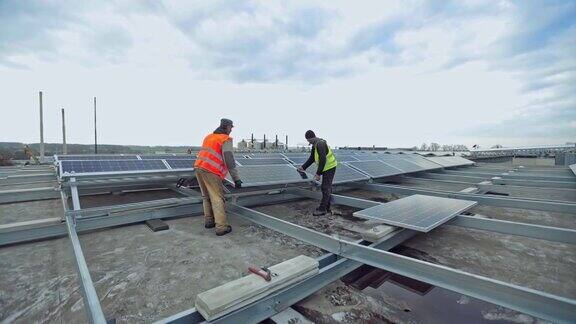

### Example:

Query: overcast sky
xmin=0 ymin=0 xmax=574 ymax=149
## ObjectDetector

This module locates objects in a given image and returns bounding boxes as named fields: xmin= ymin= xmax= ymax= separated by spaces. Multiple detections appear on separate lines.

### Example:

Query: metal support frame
xmin=0 ymin=187 xmax=60 ymax=204
xmin=350 ymin=182 xmax=576 ymax=214
xmin=227 ymin=204 xmax=576 ymax=323
xmin=67 ymin=178 xmax=107 ymax=323
xmin=492 ymin=177 xmax=576 ymax=189
xmin=286 ymin=187 xmax=576 ymax=244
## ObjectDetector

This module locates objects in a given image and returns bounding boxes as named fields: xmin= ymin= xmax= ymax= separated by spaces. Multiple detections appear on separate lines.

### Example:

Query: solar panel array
xmin=377 ymin=155 xmax=423 ymax=173
xmin=399 ymin=154 xmax=444 ymax=170
xmin=354 ymin=194 xmax=477 ymax=232
xmin=166 ymin=159 xmax=196 ymax=169
xmin=225 ymin=165 xmax=310 ymax=187
xmin=304 ymin=163 xmax=370 ymax=184
xmin=57 ymin=155 xmax=138 ymax=161
xmin=236 ymin=158 xmax=291 ymax=166
xmin=140 ymin=155 xmax=195 ymax=160
xmin=425 ymin=156 xmax=474 ymax=168
xmin=347 ymin=160 xmax=404 ymax=178
xmin=61 ymin=160 xmax=167 ymax=174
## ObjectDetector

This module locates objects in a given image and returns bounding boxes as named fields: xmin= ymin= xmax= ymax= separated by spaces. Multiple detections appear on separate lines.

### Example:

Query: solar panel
xmin=166 ymin=159 xmax=196 ymax=169
xmin=285 ymin=157 xmax=309 ymax=165
xmin=57 ymin=155 xmax=139 ymax=161
xmin=60 ymin=160 xmax=168 ymax=174
xmin=236 ymin=158 xmax=291 ymax=166
xmin=249 ymin=153 xmax=286 ymax=158
xmin=570 ymin=164 xmax=576 ymax=176
xmin=398 ymin=154 xmax=443 ymax=170
xmin=334 ymin=155 xmax=359 ymax=162
xmin=351 ymin=154 xmax=381 ymax=161
xmin=347 ymin=160 xmax=403 ymax=178
xmin=426 ymin=156 xmax=473 ymax=168
xmin=377 ymin=155 xmax=424 ymax=173
xmin=354 ymin=195 xmax=477 ymax=232
xmin=140 ymin=154 xmax=195 ymax=160
xmin=225 ymin=165 xmax=310 ymax=187
xmin=304 ymin=163 xmax=370 ymax=184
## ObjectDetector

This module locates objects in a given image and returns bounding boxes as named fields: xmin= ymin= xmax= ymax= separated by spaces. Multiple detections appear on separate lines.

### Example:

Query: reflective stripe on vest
xmin=194 ymin=133 xmax=231 ymax=179
xmin=314 ymin=142 xmax=338 ymax=172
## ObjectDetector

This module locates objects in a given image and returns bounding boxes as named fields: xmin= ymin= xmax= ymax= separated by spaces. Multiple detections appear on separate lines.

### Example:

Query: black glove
xmin=234 ymin=180 xmax=243 ymax=189
xmin=176 ymin=178 xmax=186 ymax=188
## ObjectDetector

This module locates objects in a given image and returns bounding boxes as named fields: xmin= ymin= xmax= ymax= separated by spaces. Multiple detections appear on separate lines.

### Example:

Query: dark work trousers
xmin=319 ymin=167 xmax=336 ymax=211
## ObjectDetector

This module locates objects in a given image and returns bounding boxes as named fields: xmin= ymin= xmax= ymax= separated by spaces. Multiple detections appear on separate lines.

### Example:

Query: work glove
xmin=234 ymin=180 xmax=243 ymax=189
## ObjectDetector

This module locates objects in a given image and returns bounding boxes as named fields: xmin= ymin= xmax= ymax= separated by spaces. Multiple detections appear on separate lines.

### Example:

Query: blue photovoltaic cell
xmin=236 ymin=158 xmax=290 ymax=166
xmin=61 ymin=160 xmax=167 ymax=174
xmin=166 ymin=159 xmax=196 ymax=169
xmin=354 ymin=194 xmax=477 ymax=232
xmin=399 ymin=154 xmax=444 ymax=170
xmin=57 ymin=155 xmax=138 ymax=160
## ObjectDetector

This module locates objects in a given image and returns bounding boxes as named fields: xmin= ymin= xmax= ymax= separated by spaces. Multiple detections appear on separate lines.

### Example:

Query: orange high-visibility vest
xmin=194 ymin=133 xmax=231 ymax=179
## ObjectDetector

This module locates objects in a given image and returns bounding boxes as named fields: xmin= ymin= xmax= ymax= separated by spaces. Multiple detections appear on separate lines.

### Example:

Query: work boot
xmin=215 ymin=225 xmax=232 ymax=236
xmin=312 ymin=208 xmax=327 ymax=216
xmin=204 ymin=218 xmax=215 ymax=229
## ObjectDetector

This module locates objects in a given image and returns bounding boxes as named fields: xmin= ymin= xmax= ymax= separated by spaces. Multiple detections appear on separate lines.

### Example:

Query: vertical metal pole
xmin=263 ymin=134 xmax=266 ymax=150
xmin=275 ymin=135 xmax=278 ymax=149
xmin=39 ymin=91 xmax=45 ymax=162
xmin=61 ymin=108 xmax=67 ymax=154
xmin=93 ymin=97 xmax=97 ymax=154
xmin=286 ymin=135 xmax=288 ymax=150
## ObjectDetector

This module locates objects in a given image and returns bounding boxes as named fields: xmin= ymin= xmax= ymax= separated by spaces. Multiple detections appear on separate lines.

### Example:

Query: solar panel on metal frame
xmin=60 ymin=160 xmax=168 ymax=174
xmin=304 ymin=163 xmax=370 ymax=184
xmin=354 ymin=194 xmax=477 ymax=232
xmin=57 ymin=155 xmax=139 ymax=161
xmin=399 ymin=154 xmax=444 ymax=170
xmin=166 ymin=159 xmax=196 ymax=169
xmin=347 ymin=160 xmax=403 ymax=178
xmin=236 ymin=158 xmax=291 ymax=166
xmin=377 ymin=154 xmax=424 ymax=173
xmin=225 ymin=164 xmax=311 ymax=187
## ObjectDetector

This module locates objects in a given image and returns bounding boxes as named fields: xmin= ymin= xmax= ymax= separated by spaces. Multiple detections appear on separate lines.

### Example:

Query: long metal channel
xmin=0 ymin=192 xmax=304 ymax=247
xmin=0 ymin=187 xmax=60 ymax=204
xmin=66 ymin=179 xmax=107 ymax=324
xmin=416 ymin=172 xmax=488 ymax=183
xmin=448 ymin=216 xmax=576 ymax=245
xmin=287 ymin=187 xmax=576 ymax=244
xmin=351 ymin=182 xmax=576 ymax=214
xmin=493 ymin=177 xmax=576 ymax=189
xmin=228 ymin=204 xmax=576 ymax=323
xmin=154 ymin=229 xmax=416 ymax=324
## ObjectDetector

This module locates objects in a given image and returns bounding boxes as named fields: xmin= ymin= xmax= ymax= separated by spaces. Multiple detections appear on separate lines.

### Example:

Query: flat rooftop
xmin=0 ymin=155 xmax=575 ymax=323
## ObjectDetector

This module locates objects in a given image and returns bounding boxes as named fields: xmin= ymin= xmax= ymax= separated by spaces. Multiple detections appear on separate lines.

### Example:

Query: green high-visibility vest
xmin=314 ymin=141 xmax=338 ymax=172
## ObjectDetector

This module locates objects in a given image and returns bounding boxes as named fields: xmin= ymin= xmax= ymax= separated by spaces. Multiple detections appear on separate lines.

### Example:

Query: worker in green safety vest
xmin=298 ymin=130 xmax=338 ymax=216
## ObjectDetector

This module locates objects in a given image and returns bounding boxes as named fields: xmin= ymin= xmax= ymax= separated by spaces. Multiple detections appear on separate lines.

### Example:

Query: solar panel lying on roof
xmin=57 ymin=155 xmax=139 ymax=161
xmin=249 ymin=153 xmax=286 ymax=159
xmin=377 ymin=155 xmax=424 ymax=173
xmin=354 ymin=194 xmax=477 ymax=232
xmin=304 ymin=163 xmax=370 ymax=184
xmin=236 ymin=158 xmax=290 ymax=166
xmin=225 ymin=165 xmax=310 ymax=187
xmin=570 ymin=164 xmax=576 ymax=177
xmin=166 ymin=159 xmax=195 ymax=169
xmin=61 ymin=160 xmax=167 ymax=174
xmin=347 ymin=160 xmax=403 ymax=179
